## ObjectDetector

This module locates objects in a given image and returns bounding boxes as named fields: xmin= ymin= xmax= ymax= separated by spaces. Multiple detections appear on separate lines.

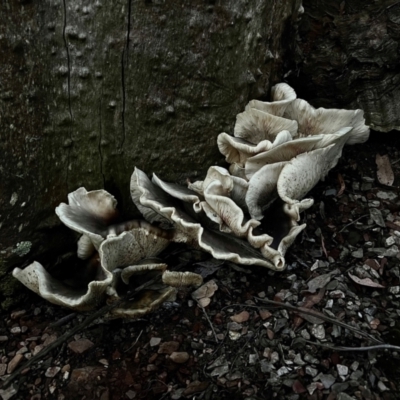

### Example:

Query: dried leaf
xmin=296 ymin=307 xmax=325 ymax=324
xmin=230 ymin=311 xmax=250 ymax=323
xmin=376 ymin=154 xmax=394 ymax=186
xmin=307 ymin=273 xmax=333 ymax=293
xmin=302 ymin=288 xmax=326 ymax=308
xmin=337 ymin=173 xmax=345 ymax=196
xmin=370 ymin=208 xmax=386 ymax=228
xmin=348 ymin=273 xmax=385 ymax=288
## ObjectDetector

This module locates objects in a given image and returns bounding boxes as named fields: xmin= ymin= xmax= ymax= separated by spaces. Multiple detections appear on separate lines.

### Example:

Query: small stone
xmin=169 ymin=352 xmax=189 ymax=364
xmin=182 ymin=381 xmax=209 ymax=396
xmin=98 ymin=359 xmax=108 ymax=366
xmin=377 ymin=381 xmax=388 ymax=391
xmin=33 ymin=345 xmax=44 ymax=356
xmin=0 ymin=336 xmax=8 ymax=342
xmin=158 ymin=341 xmax=179 ymax=355
xmin=43 ymin=334 xmax=57 ymax=347
xmin=7 ymin=354 xmax=24 ymax=374
xmin=294 ymin=354 xmax=306 ymax=366
xmin=0 ymin=364 xmax=7 ymax=376
xmin=352 ymin=248 xmax=363 ymax=258
xmin=125 ymin=390 xmax=137 ymax=399
xmin=385 ymin=236 xmax=396 ymax=247
xmin=150 ymin=337 xmax=161 ymax=347
xmin=337 ymin=393 xmax=357 ymax=400
xmin=292 ymin=380 xmax=307 ymax=394
xmin=306 ymin=366 xmax=318 ymax=377
xmin=259 ymin=309 xmax=272 ymax=320
xmin=146 ymin=364 xmax=157 ymax=372
xmin=68 ymin=338 xmax=94 ymax=354
xmin=331 ymin=382 xmax=349 ymax=393
xmin=249 ymin=354 xmax=257 ymax=364
xmin=45 ymin=366 xmax=61 ymax=378
xmin=311 ymin=324 xmax=325 ymax=340
xmin=10 ymin=327 xmax=21 ymax=334
xmin=337 ymin=364 xmax=349 ymax=376
xmin=319 ymin=374 xmax=335 ymax=389
xmin=230 ymin=311 xmax=249 ymax=323
xmin=227 ymin=322 xmax=242 ymax=331
xmin=330 ymin=290 xmax=345 ymax=299
xmin=277 ymin=366 xmax=291 ymax=376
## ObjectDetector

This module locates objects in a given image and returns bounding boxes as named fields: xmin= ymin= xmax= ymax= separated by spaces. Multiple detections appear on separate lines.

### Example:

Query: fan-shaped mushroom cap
xmin=130 ymin=168 xmax=284 ymax=270
xmin=284 ymin=99 xmax=370 ymax=144
xmin=152 ymin=173 xmax=203 ymax=213
xmin=277 ymin=145 xmax=336 ymax=205
xmin=245 ymin=161 xmax=288 ymax=220
xmin=55 ymin=188 xmax=118 ymax=248
xmin=245 ymin=127 xmax=351 ymax=179
xmin=234 ymin=108 xmax=298 ymax=145
xmin=245 ymin=83 xmax=297 ymax=117
xmin=217 ymin=130 xmax=292 ymax=167
xmin=99 ymin=229 xmax=172 ymax=273
xmin=12 ymin=261 xmax=112 ymax=311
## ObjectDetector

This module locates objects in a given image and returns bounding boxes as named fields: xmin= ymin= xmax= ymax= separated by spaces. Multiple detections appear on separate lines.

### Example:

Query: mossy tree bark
xmin=286 ymin=0 xmax=400 ymax=132
xmin=0 ymin=0 xmax=302 ymax=308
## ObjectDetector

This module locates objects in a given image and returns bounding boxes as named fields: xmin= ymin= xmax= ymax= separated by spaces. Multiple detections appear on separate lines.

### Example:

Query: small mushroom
xmin=245 ymin=83 xmax=297 ymax=117
xmin=234 ymin=108 xmax=298 ymax=145
xmin=217 ymin=130 xmax=292 ymax=167
xmin=245 ymin=127 xmax=351 ymax=179
xmin=283 ymin=98 xmax=370 ymax=144
xmin=13 ymin=260 xmax=113 ymax=311
xmin=55 ymin=187 xmax=119 ymax=252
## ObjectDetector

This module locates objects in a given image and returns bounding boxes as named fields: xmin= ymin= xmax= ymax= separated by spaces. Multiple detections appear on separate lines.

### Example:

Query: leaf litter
xmin=2 ymin=138 xmax=400 ymax=399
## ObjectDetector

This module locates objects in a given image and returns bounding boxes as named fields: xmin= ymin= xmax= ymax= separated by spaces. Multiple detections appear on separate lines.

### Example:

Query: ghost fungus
xmin=245 ymin=82 xmax=297 ymax=117
xmin=245 ymin=127 xmax=352 ymax=179
xmin=217 ymin=130 xmax=292 ymax=167
xmin=55 ymin=187 xmax=119 ymax=254
xmin=99 ymin=229 xmax=173 ymax=273
xmin=283 ymin=98 xmax=370 ymax=145
xmin=277 ymin=145 xmax=338 ymax=205
xmin=12 ymin=259 xmax=112 ymax=311
xmin=234 ymin=108 xmax=298 ymax=145
xmin=131 ymin=167 xmax=306 ymax=271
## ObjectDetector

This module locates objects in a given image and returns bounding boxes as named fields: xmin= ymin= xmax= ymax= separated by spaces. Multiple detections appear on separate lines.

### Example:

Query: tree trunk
xmin=0 ymin=0 xmax=302 ymax=308
xmin=286 ymin=0 xmax=400 ymax=132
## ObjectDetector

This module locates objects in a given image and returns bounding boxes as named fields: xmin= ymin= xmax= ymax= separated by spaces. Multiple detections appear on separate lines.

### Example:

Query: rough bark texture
xmin=0 ymin=0 xmax=302 ymax=308
xmin=286 ymin=0 xmax=400 ymax=132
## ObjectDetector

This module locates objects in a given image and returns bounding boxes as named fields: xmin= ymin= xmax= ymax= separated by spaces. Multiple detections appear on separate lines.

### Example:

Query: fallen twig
xmin=2 ymin=277 xmax=159 ymax=389
xmin=198 ymin=303 xmax=219 ymax=343
xmin=46 ymin=312 xmax=77 ymax=329
xmin=300 ymin=339 xmax=400 ymax=352
xmin=125 ymin=329 xmax=143 ymax=353
xmin=339 ymin=214 xmax=368 ymax=233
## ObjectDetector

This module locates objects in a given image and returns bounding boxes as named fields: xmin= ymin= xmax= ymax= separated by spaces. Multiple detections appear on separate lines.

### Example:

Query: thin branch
xmin=2 ymin=277 xmax=159 ymax=389
xmin=339 ymin=214 xmax=368 ymax=233
xmin=198 ymin=303 xmax=219 ymax=343
xmin=300 ymin=339 xmax=400 ymax=353
xmin=124 ymin=329 xmax=143 ymax=353
xmin=253 ymin=298 xmax=383 ymax=344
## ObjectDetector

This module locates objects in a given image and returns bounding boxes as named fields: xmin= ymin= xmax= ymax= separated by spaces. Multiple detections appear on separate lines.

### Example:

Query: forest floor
xmin=1 ymin=132 xmax=400 ymax=400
